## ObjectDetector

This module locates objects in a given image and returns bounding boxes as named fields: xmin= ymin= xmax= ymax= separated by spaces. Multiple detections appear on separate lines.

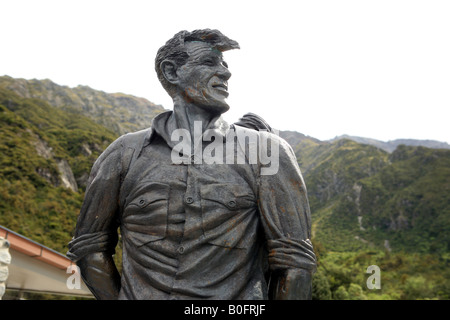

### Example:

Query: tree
xmin=312 ymin=267 xmax=332 ymax=300
xmin=348 ymin=283 xmax=367 ymax=300
xmin=334 ymin=285 xmax=349 ymax=300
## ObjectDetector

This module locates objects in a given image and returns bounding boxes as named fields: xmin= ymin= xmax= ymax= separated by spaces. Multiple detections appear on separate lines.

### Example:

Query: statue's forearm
xmin=77 ymin=252 xmax=121 ymax=300
xmin=269 ymin=269 xmax=313 ymax=300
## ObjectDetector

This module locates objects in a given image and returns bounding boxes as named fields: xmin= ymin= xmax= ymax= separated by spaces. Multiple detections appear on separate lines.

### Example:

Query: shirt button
xmin=177 ymin=246 xmax=185 ymax=254
xmin=228 ymin=200 xmax=236 ymax=208
xmin=185 ymin=196 xmax=194 ymax=204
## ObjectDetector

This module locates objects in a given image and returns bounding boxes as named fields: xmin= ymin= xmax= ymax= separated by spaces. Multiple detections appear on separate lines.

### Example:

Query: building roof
xmin=0 ymin=225 xmax=93 ymax=298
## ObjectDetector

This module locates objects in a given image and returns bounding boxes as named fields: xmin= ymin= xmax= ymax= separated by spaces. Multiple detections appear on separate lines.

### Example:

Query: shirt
xmin=67 ymin=110 xmax=316 ymax=300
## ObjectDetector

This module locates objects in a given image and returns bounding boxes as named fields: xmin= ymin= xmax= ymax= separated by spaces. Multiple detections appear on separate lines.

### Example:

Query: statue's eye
xmin=203 ymin=59 xmax=215 ymax=66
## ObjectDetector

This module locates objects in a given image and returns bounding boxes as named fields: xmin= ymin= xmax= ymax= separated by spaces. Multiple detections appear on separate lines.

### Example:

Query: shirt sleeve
xmin=257 ymin=132 xmax=317 ymax=273
xmin=67 ymin=136 xmax=124 ymax=262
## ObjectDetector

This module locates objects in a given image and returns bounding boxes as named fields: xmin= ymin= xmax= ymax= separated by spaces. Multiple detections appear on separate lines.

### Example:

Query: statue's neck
xmin=172 ymin=98 xmax=223 ymax=137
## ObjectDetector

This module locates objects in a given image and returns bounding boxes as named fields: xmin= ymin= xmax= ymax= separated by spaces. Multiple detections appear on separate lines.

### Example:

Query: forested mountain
xmin=0 ymin=75 xmax=166 ymax=136
xmin=282 ymin=136 xmax=450 ymax=254
xmin=0 ymin=87 xmax=116 ymax=253
xmin=1 ymin=76 xmax=448 ymax=300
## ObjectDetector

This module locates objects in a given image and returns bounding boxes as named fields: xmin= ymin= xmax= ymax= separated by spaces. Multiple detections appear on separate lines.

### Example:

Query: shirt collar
xmin=140 ymin=110 xmax=230 ymax=153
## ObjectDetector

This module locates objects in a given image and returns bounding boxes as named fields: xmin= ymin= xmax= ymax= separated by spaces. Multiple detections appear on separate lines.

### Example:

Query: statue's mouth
xmin=212 ymin=82 xmax=228 ymax=92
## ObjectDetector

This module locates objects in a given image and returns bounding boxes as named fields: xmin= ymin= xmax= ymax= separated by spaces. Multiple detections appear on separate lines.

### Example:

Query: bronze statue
xmin=68 ymin=29 xmax=316 ymax=300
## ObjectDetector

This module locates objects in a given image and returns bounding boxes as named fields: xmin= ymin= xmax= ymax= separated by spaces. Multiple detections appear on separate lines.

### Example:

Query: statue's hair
xmin=155 ymin=29 xmax=240 ymax=97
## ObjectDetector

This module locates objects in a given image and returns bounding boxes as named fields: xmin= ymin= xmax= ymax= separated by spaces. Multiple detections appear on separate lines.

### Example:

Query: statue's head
xmin=155 ymin=29 xmax=239 ymax=114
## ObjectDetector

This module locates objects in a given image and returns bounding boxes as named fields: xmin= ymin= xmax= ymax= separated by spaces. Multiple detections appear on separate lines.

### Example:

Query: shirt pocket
xmin=200 ymin=183 xmax=257 ymax=249
xmin=122 ymin=182 xmax=170 ymax=247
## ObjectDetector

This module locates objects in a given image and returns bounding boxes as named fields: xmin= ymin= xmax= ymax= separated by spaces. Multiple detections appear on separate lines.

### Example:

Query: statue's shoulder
xmin=98 ymin=128 xmax=152 ymax=180
xmin=97 ymin=128 xmax=152 ymax=166
xmin=118 ymin=128 xmax=152 ymax=146
xmin=117 ymin=128 xmax=151 ymax=144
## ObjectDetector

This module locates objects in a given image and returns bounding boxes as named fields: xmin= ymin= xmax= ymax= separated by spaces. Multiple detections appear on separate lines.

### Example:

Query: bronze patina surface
xmin=68 ymin=29 xmax=316 ymax=300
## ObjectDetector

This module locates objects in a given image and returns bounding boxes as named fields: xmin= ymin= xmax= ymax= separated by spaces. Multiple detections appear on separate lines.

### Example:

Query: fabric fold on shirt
xmin=67 ymin=230 xmax=118 ymax=262
xmin=267 ymin=238 xmax=317 ymax=273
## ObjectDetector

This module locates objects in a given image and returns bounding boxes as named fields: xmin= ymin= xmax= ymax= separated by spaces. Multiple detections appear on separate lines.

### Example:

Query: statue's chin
xmin=198 ymin=103 xmax=230 ymax=116
xmin=210 ymin=102 xmax=230 ymax=114
xmin=185 ymin=91 xmax=230 ymax=115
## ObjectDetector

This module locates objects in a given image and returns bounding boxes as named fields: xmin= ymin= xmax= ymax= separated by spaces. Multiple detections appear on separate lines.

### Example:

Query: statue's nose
xmin=217 ymin=65 xmax=231 ymax=81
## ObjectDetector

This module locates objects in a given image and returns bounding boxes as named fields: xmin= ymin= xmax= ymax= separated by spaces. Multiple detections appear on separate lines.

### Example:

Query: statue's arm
xmin=67 ymin=137 xmax=124 ymax=299
xmin=77 ymin=252 xmax=121 ymax=300
xmin=257 ymin=133 xmax=317 ymax=300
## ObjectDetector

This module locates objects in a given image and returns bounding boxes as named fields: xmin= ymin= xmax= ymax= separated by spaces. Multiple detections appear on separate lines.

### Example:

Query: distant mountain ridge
xmin=2 ymin=75 xmax=448 ymax=152
xmin=329 ymin=134 xmax=450 ymax=153
xmin=0 ymin=75 xmax=166 ymax=135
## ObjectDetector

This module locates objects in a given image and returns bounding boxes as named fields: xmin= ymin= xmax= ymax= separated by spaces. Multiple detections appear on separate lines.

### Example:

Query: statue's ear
xmin=160 ymin=60 xmax=178 ymax=84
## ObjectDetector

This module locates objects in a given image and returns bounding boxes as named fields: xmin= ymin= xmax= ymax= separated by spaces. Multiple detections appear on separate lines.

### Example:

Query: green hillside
xmin=292 ymin=139 xmax=450 ymax=300
xmin=358 ymin=145 xmax=450 ymax=253
xmin=0 ymin=87 xmax=117 ymax=252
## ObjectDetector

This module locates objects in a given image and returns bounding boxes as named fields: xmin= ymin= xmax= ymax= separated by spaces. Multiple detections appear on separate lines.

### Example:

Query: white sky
xmin=1 ymin=0 xmax=449 ymax=143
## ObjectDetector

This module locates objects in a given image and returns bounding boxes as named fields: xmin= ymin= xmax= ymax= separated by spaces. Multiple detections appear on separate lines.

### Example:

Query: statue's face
xmin=176 ymin=41 xmax=232 ymax=114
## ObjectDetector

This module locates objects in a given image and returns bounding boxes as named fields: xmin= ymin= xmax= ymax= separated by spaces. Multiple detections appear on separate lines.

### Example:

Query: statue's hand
xmin=77 ymin=252 xmax=121 ymax=300
xmin=269 ymin=269 xmax=313 ymax=300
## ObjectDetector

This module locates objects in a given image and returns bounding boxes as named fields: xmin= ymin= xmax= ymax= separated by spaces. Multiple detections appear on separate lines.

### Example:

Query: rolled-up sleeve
xmin=257 ymin=133 xmax=317 ymax=273
xmin=67 ymin=137 xmax=123 ymax=262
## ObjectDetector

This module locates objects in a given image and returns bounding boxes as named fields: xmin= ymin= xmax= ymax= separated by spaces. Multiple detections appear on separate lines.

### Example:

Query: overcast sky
xmin=1 ymin=0 xmax=449 ymax=143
